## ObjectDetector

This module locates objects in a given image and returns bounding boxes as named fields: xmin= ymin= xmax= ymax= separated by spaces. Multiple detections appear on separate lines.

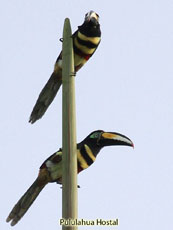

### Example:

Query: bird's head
xmin=82 ymin=130 xmax=134 ymax=156
xmin=84 ymin=11 xmax=100 ymax=26
xmin=79 ymin=11 xmax=101 ymax=37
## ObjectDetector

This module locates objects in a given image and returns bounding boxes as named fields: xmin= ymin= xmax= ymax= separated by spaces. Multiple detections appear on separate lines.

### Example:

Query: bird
xmin=29 ymin=11 xmax=101 ymax=123
xmin=6 ymin=130 xmax=133 ymax=226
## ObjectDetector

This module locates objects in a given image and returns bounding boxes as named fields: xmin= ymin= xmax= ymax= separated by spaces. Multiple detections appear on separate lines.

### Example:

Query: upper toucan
xmin=6 ymin=130 xmax=133 ymax=226
xmin=29 ymin=11 xmax=101 ymax=123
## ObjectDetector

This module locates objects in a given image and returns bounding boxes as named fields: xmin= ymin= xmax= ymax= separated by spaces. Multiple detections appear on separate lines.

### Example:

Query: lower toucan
xmin=6 ymin=130 xmax=133 ymax=226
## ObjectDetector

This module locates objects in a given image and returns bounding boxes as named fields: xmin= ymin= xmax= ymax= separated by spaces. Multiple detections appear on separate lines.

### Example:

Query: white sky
xmin=1 ymin=0 xmax=173 ymax=230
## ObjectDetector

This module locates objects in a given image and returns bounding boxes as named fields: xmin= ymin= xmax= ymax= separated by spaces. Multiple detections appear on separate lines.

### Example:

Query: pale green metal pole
xmin=62 ymin=18 xmax=78 ymax=230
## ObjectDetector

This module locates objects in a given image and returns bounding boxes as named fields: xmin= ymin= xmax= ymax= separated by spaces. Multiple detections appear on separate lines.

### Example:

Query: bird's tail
xmin=6 ymin=179 xmax=46 ymax=226
xmin=29 ymin=71 xmax=62 ymax=124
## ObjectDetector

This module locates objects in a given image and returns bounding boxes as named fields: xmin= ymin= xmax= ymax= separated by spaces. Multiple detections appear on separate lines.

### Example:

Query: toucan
xmin=29 ymin=11 xmax=101 ymax=123
xmin=6 ymin=130 xmax=133 ymax=226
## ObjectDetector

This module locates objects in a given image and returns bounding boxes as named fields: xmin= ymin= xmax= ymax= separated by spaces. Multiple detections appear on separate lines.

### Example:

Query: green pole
xmin=62 ymin=18 xmax=78 ymax=230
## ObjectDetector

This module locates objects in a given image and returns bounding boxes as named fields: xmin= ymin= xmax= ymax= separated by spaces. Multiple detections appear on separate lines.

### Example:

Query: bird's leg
xmin=60 ymin=185 xmax=80 ymax=189
xmin=70 ymin=72 xmax=76 ymax=77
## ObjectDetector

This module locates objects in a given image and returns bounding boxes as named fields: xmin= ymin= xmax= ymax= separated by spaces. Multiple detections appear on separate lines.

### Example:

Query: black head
xmin=81 ymin=130 xmax=134 ymax=157
xmin=78 ymin=11 xmax=101 ymax=37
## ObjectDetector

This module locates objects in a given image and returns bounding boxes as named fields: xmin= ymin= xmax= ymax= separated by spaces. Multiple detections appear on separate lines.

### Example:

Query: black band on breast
xmin=80 ymin=145 xmax=94 ymax=166
xmin=77 ymin=36 xmax=98 ymax=48
xmin=73 ymin=45 xmax=91 ymax=60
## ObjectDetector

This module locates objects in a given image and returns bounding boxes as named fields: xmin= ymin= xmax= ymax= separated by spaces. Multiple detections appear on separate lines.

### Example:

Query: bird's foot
xmin=60 ymin=185 xmax=80 ymax=189
xmin=70 ymin=71 xmax=76 ymax=77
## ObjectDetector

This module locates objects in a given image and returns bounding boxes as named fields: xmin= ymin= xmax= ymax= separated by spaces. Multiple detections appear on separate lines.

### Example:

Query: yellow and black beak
xmin=100 ymin=131 xmax=134 ymax=148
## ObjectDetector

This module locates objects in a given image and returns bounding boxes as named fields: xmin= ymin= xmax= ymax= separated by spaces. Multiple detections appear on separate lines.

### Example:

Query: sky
xmin=1 ymin=0 xmax=173 ymax=229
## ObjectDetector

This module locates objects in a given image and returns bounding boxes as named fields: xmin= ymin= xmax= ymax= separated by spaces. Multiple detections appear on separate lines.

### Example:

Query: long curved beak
xmin=101 ymin=132 xmax=134 ymax=148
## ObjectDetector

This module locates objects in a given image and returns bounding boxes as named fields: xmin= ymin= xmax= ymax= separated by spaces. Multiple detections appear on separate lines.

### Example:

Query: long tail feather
xmin=29 ymin=71 xmax=62 ymax=124
xmin=6 ymin=179 xmax=46 ymax=226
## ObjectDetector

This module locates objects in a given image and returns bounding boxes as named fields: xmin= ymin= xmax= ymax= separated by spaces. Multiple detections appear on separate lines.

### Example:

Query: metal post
xmin=62 ymin=18 xmax=78 ymax=230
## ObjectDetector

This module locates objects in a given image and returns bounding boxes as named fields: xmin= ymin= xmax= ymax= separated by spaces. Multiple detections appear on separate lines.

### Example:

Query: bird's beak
xmin=101 ymin=132 xmax=134 ymax=148
xmin=85 ymin=11 xmax=99 ymax=24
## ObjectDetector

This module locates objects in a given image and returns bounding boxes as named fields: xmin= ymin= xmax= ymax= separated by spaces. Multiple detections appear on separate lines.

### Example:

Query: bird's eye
xmin=90 ymin=133 xmax=99 ymax=138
